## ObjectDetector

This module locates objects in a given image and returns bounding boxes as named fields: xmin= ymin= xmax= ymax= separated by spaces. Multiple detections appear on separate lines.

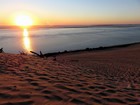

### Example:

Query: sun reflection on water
xmin=23 ymin=29 xmax=32 ymax=53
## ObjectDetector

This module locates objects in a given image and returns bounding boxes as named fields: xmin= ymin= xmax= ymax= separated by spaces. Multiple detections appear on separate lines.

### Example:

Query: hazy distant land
xmin=0 ymin=24 xmax=140 ymax=29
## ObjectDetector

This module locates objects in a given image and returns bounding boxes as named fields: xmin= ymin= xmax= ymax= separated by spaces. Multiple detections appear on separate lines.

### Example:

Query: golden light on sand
xmin=23 ymin=29 xmax=32 ymax=53
xmin=15 ymin=15 xmax=33 ymax=27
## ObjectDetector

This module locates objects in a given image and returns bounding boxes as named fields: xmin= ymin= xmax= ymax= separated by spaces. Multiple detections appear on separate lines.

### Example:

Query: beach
xmin=0 ymin=43 xmax=140 ymax=105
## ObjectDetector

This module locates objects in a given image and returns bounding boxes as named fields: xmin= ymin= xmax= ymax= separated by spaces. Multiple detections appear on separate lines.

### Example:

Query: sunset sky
xmin=0 ymin=0 xmax=140 ymax=26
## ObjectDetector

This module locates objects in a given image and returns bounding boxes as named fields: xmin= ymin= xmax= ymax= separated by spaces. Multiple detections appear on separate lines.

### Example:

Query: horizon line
xmin=0 ymin=24 xmax=140 ymax=29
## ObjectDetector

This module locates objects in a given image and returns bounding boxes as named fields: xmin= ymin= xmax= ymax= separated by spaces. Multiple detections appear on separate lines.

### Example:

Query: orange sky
xmin=0 ymin=0 xmax=140 ymax=26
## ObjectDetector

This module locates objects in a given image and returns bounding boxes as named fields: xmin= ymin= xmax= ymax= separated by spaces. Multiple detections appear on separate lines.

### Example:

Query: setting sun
xmin=15 ymin=15 xmax=33 ymax=27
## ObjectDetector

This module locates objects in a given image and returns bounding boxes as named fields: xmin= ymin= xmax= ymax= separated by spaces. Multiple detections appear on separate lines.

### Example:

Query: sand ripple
xmin=0 ymin=44 xmax=140 ymax=105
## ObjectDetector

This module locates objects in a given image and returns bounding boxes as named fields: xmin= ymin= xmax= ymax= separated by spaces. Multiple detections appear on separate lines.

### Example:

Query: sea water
xmin=0 ymin=26 xmax=140 ymax=54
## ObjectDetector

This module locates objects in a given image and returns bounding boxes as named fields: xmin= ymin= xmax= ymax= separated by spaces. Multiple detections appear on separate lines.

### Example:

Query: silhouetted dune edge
xmin=43 ymin=42 xmax=140 ymax=57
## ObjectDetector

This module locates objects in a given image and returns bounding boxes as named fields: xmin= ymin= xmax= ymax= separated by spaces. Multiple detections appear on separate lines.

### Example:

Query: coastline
xmin=1 ymin=26 xmax=140 ymax=54
xmin=43 ymin=42 xmax=140 ymax=57
xmin=0 ymin=42 xmax=140 ymax=105
xmin=0 ymin=24 xmax=140 ymax=29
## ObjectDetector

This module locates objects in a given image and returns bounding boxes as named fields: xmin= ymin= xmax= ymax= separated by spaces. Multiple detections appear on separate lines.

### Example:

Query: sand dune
xmin=0 ymin=44 xmax=140 ymax=105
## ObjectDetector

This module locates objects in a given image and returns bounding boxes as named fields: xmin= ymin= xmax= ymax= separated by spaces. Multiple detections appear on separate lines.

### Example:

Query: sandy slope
xmin=0 ymin=44 xmax=140 ymax=105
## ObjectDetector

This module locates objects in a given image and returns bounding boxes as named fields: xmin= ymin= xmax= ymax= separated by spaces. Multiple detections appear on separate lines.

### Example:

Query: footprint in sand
xmin=70 ymin=98 xmax=89 ymax=105
xmin=42 ymin=90 xmax=53 ymax=94
xmin=0 ymin=93 xmax=12 ymax=98
xmin=55 ymin=85 xmax=81 ymax=93
xmin=103 ymin=98 xmax=126 ymax=104
xmin=105 ymin=89 xmax=117 ymax=93
xmin=2 ymin=101 xmax=34 ymax=105
xmin=98 ymin=91 xmax=109 ymax=96
xmin=30 ymin=82 xmax=39 ymax=86
xmin=38 ymin=77 xmax=50 ymax=81
xmin=44 ymin=95 xmax=63 ymax=101
xmin=125 ymin=98 xmax=138 ymax=103
xmin=90 ymin=97 xmax=103 ymax=104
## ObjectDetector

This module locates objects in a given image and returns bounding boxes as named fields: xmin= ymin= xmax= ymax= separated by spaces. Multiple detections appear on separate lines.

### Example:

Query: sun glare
xmin=23 ymin=29 xmax=32 ymax=52
xmin=15 ymin=15 xmax=33 ymax=27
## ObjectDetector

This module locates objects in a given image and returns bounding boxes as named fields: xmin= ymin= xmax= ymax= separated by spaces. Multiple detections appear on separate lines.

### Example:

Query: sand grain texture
xmin=0 ymin=44 xmax=140 ymax=105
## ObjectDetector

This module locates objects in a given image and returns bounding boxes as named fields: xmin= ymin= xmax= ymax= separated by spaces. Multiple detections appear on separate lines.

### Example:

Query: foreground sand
xmin=0 ymin=44 xmax=140 ymax=105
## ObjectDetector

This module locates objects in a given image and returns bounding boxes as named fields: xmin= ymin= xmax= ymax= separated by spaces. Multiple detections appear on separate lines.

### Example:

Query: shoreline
xmin=43 ymin=42 xmax=140 ymax=57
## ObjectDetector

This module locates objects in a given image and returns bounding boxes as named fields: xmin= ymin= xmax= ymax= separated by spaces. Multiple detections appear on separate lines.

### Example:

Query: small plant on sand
xmin=30 ymin=51 xmax=44 ymax=58
xmin=19 ymin=51 xmax=27 ymax=55
xmin=0 ymin=48 xmax=4 ymax=53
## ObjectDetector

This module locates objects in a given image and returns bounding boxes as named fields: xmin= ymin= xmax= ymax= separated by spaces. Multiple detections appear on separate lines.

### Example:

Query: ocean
xmin=0 ymin=26 xmax=140 ymax=54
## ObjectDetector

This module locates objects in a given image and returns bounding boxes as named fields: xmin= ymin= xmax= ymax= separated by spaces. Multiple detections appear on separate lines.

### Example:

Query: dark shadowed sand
xmin=0 ymin=44 xmax=140 ymax=105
